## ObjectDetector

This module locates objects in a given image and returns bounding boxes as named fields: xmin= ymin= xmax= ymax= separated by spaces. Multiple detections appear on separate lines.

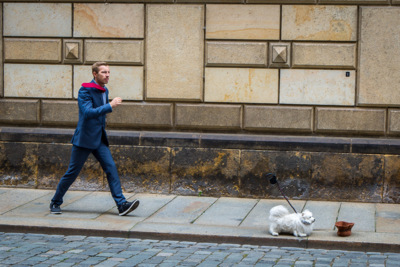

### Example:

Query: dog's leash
xmin=267 ymin=173 xmax=298 ymax=214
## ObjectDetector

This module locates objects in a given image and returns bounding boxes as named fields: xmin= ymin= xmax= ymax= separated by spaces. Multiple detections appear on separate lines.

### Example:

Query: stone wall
xmin=0 ymin=1 xmax=399 ymax=135
xmin=1 ymin=1 xmax=400 ymax=203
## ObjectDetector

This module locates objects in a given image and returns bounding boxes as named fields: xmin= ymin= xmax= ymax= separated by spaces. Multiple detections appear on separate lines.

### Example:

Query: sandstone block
xmin=85 ymin=40 xmax=144 ymax=65
xmin=175 ymin=104 xmax=242 ymax=130
xmin=37 ymin=143 xmax=103 ymax=190
xmin=316 ymin=108 xmax=386 ymax=134
xmin=244 ymin=106 xmax=313 ymax=132
xmin=63 ymin=39 xmax=83 ymax=64
xmin=282 ymin=5 xmax=357 ymax=41
xmin=0 ymin=142 xmax=38 ymax=187
xmin=280 ymin=69 xmax=355 ymax=105
xmin=320 ymin=0 xmax=388 ymax=3
xmin=206 ymin=41 xmax=267 ymax=67
xmin=248 ymin=0 xmax=315 ymax=2
xmin=0 ymin=10 xmax=2 ymax=98
xmin=171 ymin=147 xmax=240 ymax=197
xmin=4 ymin=3 xmax=71 ymax=37
xmin=292 ymin=43 xmax=356 ymax=68
xmin=383 ymin=155 xmax=400 ymax=203
xmin=0 ymin=99 xmax=39 ymax=124
xmin=358 ymin=7 xmax=400 ymax=106
xmin=74 ymin=4 xmax=144 ymax=38
xmin=205 ymin=68 xmax=278 ymax=104
xmin=41 ymin=100 xmax=78 ymax=126
xmin=310 ymin=152 xmax=383 ymax=202
xmin=107 ymin=103 xmax=173 ymax=128
xmin=239 ymin=150 xmax=312 ymax=198
xmin=179 ymin=0 xmax=240 ymax=2
xmin=388 ymin=109 xmax=400 ymax=135
xmin=4 ymin=38 xmax=62 ymax=63
xmin=110 ymin=146 xmax=171 ymax=194
xmin=146 ymin=5 xmax=204 ymax=101
xmin=206 ymin=5 xmax=280 ymax=40
xmin=4 ymin=64 xmax=72 ymax=98
xmin=74 ymin=65 xmax=143 ymax=100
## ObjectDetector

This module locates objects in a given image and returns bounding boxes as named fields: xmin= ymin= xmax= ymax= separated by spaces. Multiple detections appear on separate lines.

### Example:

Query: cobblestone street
xmin=1 ymin=232 xmax=400 ymax=267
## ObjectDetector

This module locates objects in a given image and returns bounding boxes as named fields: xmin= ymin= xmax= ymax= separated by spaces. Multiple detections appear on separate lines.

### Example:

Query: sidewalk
xmin=0 ymin=187 xmax=399 ymax=253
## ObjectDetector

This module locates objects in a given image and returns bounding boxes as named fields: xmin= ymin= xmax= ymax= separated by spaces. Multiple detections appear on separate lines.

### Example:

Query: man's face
xmin=93 ymin=65 xmax=110 ymax=87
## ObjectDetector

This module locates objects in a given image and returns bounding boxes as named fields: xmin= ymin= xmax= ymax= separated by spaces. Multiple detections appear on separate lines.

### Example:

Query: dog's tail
xmin=269 ymin=205 xmax=290 ymax=219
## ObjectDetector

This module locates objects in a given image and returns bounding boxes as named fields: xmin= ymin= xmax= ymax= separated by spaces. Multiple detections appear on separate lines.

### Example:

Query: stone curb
xmin=1 ymin=223 xmax=399 ymax=253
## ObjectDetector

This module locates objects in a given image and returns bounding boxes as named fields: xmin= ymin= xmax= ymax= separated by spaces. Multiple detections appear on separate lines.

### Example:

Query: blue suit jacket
xmin=71 ymin=80 xmax=112 ymax=149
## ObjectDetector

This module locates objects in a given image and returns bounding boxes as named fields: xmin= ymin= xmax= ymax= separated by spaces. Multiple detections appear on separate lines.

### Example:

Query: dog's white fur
xmin=269 ymin=205 xmax=315 ymax=237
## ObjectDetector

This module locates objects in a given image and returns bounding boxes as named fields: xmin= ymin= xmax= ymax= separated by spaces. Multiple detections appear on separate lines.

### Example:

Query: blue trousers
xmin=51 ymin=142 xmax=126 ymax=206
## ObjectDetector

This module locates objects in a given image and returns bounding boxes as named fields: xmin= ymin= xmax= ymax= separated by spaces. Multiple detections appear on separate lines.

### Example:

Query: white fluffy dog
xmin=269 ymin=205 xmax=315 ymax=237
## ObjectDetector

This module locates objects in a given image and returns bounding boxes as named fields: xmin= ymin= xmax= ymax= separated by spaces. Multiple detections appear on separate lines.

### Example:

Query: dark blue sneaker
xmin=118 ymin=200 xmax=139 ymax=216
xmin=50 ymin=202 xmax=62 ymax=214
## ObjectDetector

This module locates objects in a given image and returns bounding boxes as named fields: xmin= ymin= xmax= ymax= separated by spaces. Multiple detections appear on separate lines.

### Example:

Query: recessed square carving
xmin=63 ymin=39 xmax=83 ymax=63
xmin=269 ymin=43 xmax=291 ymax=68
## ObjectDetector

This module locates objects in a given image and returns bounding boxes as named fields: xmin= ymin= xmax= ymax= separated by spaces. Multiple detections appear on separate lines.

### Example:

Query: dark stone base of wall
xmin=1 ymin=127 xmax=399 ymax=203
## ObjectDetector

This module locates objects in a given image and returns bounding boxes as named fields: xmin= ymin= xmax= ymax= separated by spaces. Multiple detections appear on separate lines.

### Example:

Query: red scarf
xmin=81 ymin=83 xmax=106 ymax=92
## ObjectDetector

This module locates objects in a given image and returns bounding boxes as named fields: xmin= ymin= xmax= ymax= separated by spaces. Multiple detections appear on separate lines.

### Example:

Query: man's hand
xmin=110 ymin=97 xmax=122 ymax=108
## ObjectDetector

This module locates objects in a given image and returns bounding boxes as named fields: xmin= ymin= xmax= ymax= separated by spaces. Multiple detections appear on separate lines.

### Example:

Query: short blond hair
xmin=92 ymin=62 xmax=108 ymax=74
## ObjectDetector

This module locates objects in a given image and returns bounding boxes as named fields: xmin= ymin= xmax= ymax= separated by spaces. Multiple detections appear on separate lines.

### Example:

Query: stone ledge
xmin=1 ymin=127 xmax=400 ymax=155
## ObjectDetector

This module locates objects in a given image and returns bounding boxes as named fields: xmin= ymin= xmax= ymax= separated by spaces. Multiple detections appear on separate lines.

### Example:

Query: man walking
xmin=50 ymin=62 xmax=139 ymax=216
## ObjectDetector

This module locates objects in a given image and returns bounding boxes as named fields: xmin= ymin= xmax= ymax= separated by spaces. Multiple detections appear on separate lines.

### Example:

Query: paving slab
xmin=240 ymin=199 xmax=306 ymax=228
xmin=376 ymin=203 xmax=400 ymax=233
xmin=4 ymin=191 xmax=91 ymax=217
xmin=97 ymin=193 xmax=176 ymax=225
xmin=0 ymin=188 xmax=51 ymax=214
xmin=194 ymin=197 xmax=258 ymax=227
xmin=338 ymin=202 xmax=375 ymax=232
xmin=60 ymin=191 xmax=134 ymax=219
xmin=304 ymin=201 xmax=341 ymax=231
xmin=145 ymin=196 xmax=217 ymax=224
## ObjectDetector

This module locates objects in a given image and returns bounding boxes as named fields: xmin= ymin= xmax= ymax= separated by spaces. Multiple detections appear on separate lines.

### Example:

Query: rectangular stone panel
xmin=107 ymin=103 xmax=173 ymax=128
xmin=175 ymin=104 xmax=242 ymax=130
xmin=316 ymin=108 xmax=386 ymax=134
xmin=4 ymin=38 xmax=61 ymax=63
xmin=358 ymin=7 xmax=400 ymax=106
xmin=282 ymin=5 xmax=357 ymax=41
xmin=383 ymin=155 xmax=400 ymax=203
xmin=74 ymin=65 xmax=143 ymax=100
xmin=110 ymin=146 xmax=171 ymax=194
xmin=41 ymin=100 xmax=78 ymax=126
xmin=4 ymin=64 xmax=72 ymax=98
xmin=239 ymin=150 xmax=312 ymax=199
xmin=0 ymin=9 xmax=2 ymax=98
xmin=171 ymin=147 xmax=240 ymax=197
xmin=205 ymin=68 xmax=278 ymax=104
xmin=244 ymin=106 xmax=313 ymax=132
xmin=206 ymin=5 xmax=280 ymax=40
xmin=74 ymin=4 xmax=144 ymax=38
xmin=85 ymin=40 xmax=143 ymax=65
xmin=4 ymin=3 xmax=72 ymax=37
xmin=310 ymin=153 xmax=384 ymax=202
xmin=37 ymin=143 xmax=103 ymax=190
xmin=292 ymin=43 xmax=356 ymax=68
xmin=0 ymin=99 xmax=39 ymax=124
xmin=320 ymin=0 xmax=388 ymax=3
xmin=388 ymin=109 xmax=400 ymax=135
xmin=280 ymin=69 xmax=355 ymax=105
xmin=248 ymin=0 xmax=315 ymax=2
xmin=146 ymin=5 xmax=204 ymax=101
xmin=206 ymin=41 xmax=267 ymax=67
xmin=0 ymin=143 xmax=38 ymax=187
